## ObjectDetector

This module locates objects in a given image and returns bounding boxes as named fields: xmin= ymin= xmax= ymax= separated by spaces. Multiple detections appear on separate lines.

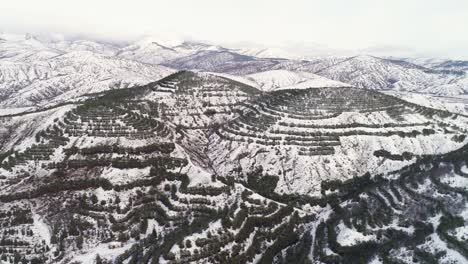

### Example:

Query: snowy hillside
xmin=313 ymin=55 xmax=462 ymax=93
xmin=47 ymin=39 xmax=120 ymax=56
xmin=208 ymin=70 xmax=349 ymax=92
xmin=232 ymin=42 xmax=349 ymax=60
xmin=210 ymin=86 xmax=468 ymax=195
xmin=0 ymin=34 xmax=175 ymax=108
xmin=236 ymin=46 xmax=300 ymax=59
xmin=245 ymin=70 xmax=349 ymax=91
xmin=166 ymin=51 xmax=468 ymax=97
xmin=405 ymin=57 xmax=468 ymax=72
xmin=383 ymin=90 xmax=468 ymax=116
xmin=0 ymin=33 xmax=62 ymax=62
xmin=433 ymin=60 xmax=468 ymax=72
xmin=0 ymin=51 xmax=174 ymax=107
xmin=162 ymin=49 xmax=285 ymax=75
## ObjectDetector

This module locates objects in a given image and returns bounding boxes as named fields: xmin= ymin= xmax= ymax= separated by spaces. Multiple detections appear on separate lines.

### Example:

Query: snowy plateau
xmin=0 ymin=33 xmax=467 ymax=264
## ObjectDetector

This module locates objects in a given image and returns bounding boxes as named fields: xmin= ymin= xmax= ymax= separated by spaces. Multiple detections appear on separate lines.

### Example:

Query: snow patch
xmin=336 ymin=221 xmax=376 ymax=246
xmin=33 ymin=214 xmax=51 ymax=245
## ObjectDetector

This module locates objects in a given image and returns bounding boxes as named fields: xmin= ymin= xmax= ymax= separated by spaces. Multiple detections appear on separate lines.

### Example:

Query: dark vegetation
xmin=1 ymin=71 xmax=467 ymax=263
xmin=217 ymin=87 xmax=458 ymax=157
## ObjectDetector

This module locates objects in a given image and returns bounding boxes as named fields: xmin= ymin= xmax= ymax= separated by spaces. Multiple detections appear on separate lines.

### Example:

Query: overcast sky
xmin=1 ymin=0 xmax=467 ymax=58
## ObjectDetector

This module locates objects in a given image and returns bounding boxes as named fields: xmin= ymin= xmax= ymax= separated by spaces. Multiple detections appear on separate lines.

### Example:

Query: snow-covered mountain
xmin=432 ymin=60 xmax=468 ymax=73
xmin=244 ymin=69 xmax=349 ymax=91
xmin=0 ymin=33 xmax=62 ymax=62
xmin=47 ymin=39 xmax=120 ymax=56
xmin=232 ymin=41 xmax=353 ymax=60
xmin=162 ymin=49 xmax=284 ymax=75
xmin=165 ymin=50 xmax=468 ymax=97
xmin=0 ymin=51 xmax=174 ymax=107
xmin=404 ymin=57 xmax=468 ymax=72
xmin=403 ymin=57 xmax=451 ymax=69
xmin=116 ymin=38 xmax=224 ymax=65
xmin=308 ymin=55 xmax=467 ymax=96
xmin=236 ymin=46 xmax=300 ymax=59
xmin=0 ymin=34 xmax=175 ymax=108
xmin=3 ymin=33 xmax=467 ymax=105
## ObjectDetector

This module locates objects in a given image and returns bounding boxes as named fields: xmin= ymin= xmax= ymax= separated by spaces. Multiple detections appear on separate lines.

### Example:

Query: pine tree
xmin=139 ymin=218 xmax=148 ymax=234
xmin=95 ymin=254 xmax=103 ymax=264
xmin=76 ymin=235 xmax=84 ymax=250
xmin=50 ymin=234 xmax=58 ymax=244
xmin=91 ymin=194 xmax=98 ymax=204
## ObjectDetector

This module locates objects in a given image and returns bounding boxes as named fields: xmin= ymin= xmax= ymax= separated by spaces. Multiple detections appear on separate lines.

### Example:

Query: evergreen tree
xmin=95 ymin=254 xmax=103 ymax=264
xmin=76 ymin=235 xmax=84 ymax=250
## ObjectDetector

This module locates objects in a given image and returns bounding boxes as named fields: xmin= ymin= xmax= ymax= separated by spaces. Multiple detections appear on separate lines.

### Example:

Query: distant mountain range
xmin=1 ymin=33 xmax=467 ymax=109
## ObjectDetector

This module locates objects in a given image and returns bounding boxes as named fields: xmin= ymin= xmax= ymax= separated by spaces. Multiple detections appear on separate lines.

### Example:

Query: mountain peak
xmin=136 ymin=35 xmax=185 ymax=48
xmin=351 ymin=54 xmax=382 ymax=62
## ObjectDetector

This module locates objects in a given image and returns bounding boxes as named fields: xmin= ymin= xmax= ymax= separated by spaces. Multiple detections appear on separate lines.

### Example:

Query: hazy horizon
xmin=1 ymin=0 xmax=468 ymax=59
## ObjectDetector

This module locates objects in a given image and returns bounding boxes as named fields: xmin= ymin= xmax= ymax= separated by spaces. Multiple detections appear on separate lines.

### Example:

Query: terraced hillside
xmin=0 ymin=84 xmax=206 ymax=263
xmin=210 ymin=87 xmax=468 ymax=195
xmin=0 ymin=72 xmax=286 ymax=263
xmin=0 ymin=71 xmax=467 ymax=263
xmin=1 ymin=101 xmax=467 ymax=263
xmin=0 ymin=71 xmax=260 ymax=180
xmin=143 ymin=71 xmax=259 ymax=129
xmin=298 ymin=144 xmax=468 ymax=264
